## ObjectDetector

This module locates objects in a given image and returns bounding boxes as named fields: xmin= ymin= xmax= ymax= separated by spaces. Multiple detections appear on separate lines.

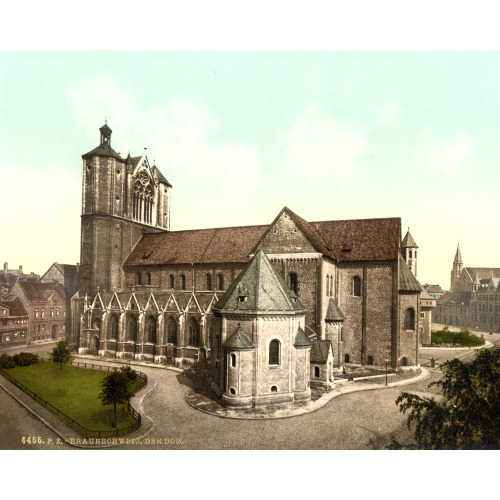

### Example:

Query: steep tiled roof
xmin=17 ymin=281 xmax=67 ymax=302
xmin=41 ymin=263 xmax=77 ymax=283
xmin=401 ymin=229 xmax=418 ymax=248
xmin=214 ymin=250 xmax=306 ymax=313
xmin=125 ymin=209 xmax=401 ymax=267
xmin=398 ymin=255 xmax=422 ymax=292
xmin=294 ymin=326 xmax=312 ymax=347
xmin=310 ymin=340 xmax=332 ymax=364
xmin=437 ymin=291 xmax=472 ymax=306
xmin=222 ymin=325 xmax=254 ymax=350
xmin=82 ymin=143 xmax=124 ymax=162
xmin=309 ymin=216 xmax=401 ymax=262
xmin=465 ymin=267 xmax=500 ymax=281
xmin=124 ymin=225 xmax=268 ymax=266
xmin=0 ymin=297 xmax=27 ymax=317
xmin=325 ymin=298 xmax=345 ymax=321
xmin=425 ymin=284 xmax=443 ymax=294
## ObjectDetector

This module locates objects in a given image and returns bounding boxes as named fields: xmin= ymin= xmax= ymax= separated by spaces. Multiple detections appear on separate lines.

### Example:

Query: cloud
xmin=277 ymin=105 xmax=366 ymax=182
xmin=428 ymin=134 xmax=473 ymax=172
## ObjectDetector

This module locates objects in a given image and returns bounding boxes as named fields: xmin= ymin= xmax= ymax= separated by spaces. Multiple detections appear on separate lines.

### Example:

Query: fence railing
xmin=0 ymin=359 xmax=147 ymax=439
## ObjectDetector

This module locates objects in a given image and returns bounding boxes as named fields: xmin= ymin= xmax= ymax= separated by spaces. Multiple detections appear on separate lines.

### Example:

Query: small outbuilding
xmin=310 ymin=339 xmax=334 ymax=390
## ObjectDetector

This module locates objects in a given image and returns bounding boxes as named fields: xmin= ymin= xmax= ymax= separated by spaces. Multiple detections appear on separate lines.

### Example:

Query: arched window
xmin=146 ymin=272 xmax=151 ymax=286
xmin=50 ymin=308 xmax=54 ymax=317
xmin=314 ymin=366 xmax=320 ymax=378
xmin=269 ymin=339 xmax=280 ymax=365
xmin=326 ymin=275 xmax=330 ymax=296
xmin=34 ymin=309 xmax=39 ymax=318
xmin=405 ymin=308 xmax=415 ymax=330
xmin=147 ymin=316 xmax=157 ymax=343
xmin=352 ymin=276 xmax=361 ymax=297
xmin=330 ymin=275 xmax=333 ymax=296
xmin=128 ymin=315 xmax=138 ymax=342
xmin=206 ymin=274 xmax=212 ymax=291
xmin=217 ymin=274 xmax=224 ymax=291
xmin=56 ymin=308 xmax=59 ymax=317
xmin=136 ymin=272 xmax=142 ymax=286
xmin=169 ymin=274 xmax=175 ymax=289
xmin=231 ymin=353 xmax=236 ymax=367
xmin=409 ymin=250 xmax=413 ymax=258
xmin=289 ymin=273 xmax=298 ymax=295
xmin=188 ymin=318 xmax=199 ymax=347
xmin=41 ymin=309 xmax=45 ymax=318
xmin=93 ymin=318 xmax=101 ymax=330
xmin=345 ymin=353 xmax=350 ymax=363
xmin=167 ymin=317 xmax=177 ymax=344
xmin=180 ymin=274 xmax=186 ymax=291
xmin=109 ymin=314 xmax=118 ymax=340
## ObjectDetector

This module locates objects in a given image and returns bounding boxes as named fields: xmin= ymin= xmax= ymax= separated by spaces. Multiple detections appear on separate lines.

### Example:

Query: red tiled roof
xmin=124 ymin=225 xmax=268 ymax=266
xmin=124 ymin=210 xmax=401 ymax=267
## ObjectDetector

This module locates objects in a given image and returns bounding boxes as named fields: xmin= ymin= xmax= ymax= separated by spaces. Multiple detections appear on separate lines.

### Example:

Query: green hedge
xmin=431 ymin=327 xmax=485 ymax=347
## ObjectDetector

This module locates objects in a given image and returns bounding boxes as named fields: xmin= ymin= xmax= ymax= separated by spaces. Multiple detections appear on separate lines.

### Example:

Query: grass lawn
xmin=4 ymin=361 xmax=144 ymax=433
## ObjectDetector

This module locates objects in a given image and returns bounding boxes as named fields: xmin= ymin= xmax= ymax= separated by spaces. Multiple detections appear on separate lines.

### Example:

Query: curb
xmin=185 ymin=368 xmax=430 ymax=420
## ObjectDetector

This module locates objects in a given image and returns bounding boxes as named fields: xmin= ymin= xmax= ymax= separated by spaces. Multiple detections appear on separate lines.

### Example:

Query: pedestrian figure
xmin=431 ymin=357 xmax=435 ymax=368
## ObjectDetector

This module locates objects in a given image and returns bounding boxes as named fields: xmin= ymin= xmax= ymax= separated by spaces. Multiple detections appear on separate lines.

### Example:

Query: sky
xmin=1 ymin=50 xmax=500 ymax=288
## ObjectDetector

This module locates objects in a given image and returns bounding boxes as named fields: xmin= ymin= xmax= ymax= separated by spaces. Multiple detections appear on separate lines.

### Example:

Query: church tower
xmin=79 ymin=124 xmax=172 ymax=296
xmin=450 ymin=243 xmax=463 ymax=291
xmin=401 ymin=228 xmax=418 ymax=277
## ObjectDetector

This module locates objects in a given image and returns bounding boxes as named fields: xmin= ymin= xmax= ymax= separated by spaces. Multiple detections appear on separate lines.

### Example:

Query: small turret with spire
xmin=401 ymin=227 xmax=418 ymax=277
xmin=450 ymin=242 xmax=463 ymax=291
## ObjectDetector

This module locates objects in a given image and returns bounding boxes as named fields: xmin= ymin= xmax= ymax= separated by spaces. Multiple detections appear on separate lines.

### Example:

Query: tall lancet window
xmin=132 ymin=171 xmax=154 ymax=224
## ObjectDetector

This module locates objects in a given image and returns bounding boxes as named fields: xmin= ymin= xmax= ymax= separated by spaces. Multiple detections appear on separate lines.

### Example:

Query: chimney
xmin=3 ymin=262 xmax=7 ymax=274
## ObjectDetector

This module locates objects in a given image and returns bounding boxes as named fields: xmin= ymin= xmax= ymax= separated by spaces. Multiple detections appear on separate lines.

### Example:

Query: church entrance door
xmin=90 ymin=335 xmax=100 ymax=354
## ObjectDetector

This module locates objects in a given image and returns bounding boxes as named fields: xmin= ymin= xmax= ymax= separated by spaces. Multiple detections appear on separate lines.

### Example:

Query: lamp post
xmin=385 ymin=358 xmax=389 ymax=386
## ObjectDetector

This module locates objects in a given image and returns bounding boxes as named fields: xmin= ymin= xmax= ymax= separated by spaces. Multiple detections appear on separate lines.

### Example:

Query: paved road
xmin=1 ymin=332 xmax=496 ymax=450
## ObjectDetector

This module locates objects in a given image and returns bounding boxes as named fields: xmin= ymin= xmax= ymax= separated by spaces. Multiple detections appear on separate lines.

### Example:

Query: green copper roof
xmin=214 ymin=250 xmax=306 ymax=313
xmin=399 ymin=254 xmax=422 ymax=292
xmin=222 ymin=325 xmax=254 ymax=350
xmin=401 ymin=229 xmax=418 ymax=248
xmin=310 ymin=340 xmax=332 ymax=364
xmin=454 ymin=243 xmax=463 ymax=264
xmin=294 ymin=326 xmax=312 ymax=348
xmin=325 ymin=298 xmax=345 ymax=321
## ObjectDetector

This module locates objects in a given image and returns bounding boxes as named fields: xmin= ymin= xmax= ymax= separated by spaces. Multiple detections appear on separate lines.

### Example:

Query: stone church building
xmin=72 ymin=124 xmax=424 ymax=381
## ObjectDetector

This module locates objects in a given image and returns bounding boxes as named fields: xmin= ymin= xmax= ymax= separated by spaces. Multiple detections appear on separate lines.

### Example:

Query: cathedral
xmin=71 ymin=124 xmax=424 ymax=405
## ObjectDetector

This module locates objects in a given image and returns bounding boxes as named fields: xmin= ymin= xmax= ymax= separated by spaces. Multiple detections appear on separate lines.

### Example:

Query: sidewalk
xmin=185 ymin=368 xmax=430 ymax=420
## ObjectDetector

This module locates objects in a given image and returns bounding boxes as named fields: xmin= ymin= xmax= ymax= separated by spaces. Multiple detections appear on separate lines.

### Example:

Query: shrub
xmin=120 ymin=365 xmax=137 ymax=381
xmin=12 ymin=352 xmax=39 ymax=367
xmin=0 ymin=353 xmax=16 ymax=369
xmin=431 ymin=328 xmax=485 ymax=347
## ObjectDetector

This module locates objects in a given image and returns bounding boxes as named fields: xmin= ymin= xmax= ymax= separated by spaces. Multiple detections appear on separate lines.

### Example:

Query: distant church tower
xmin=450 ymin=243 xmax=463 ymax=291
xmin=79 ymin=124 xmax=172 ymax=296
xmin=401 ymin=228 xmax=418 ymax=277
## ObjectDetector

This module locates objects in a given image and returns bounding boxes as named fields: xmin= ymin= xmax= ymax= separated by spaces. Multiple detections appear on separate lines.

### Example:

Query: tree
xmin=99 ymin=370 xmax=132 ymax=427
xmin=49 ymin=339 xmax=74 ymax=371
xmin=390 ymin=348 xmax=500 ymax=449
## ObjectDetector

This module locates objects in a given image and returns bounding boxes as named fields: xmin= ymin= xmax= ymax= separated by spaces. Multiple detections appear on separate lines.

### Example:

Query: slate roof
xmin=464 ymin=267 xmax=500 ymax=281
xmin=214 ymin=250 xmax=306 ymax=313
xmin=310 ymin=340 xmax=332 ymax=364
xmin=152 ymin=165 xmax=172 ymax=187
xmin=222 ymin=325 xmax=254 ymax=350
xmin=398 ymin=254 xmax=422 ymax=292
xmin=124 ymin=208 xmax=401 ymax=267
xmin=0 ymin=297 xmax=28 ymax=317
xmin=82 ymin=143 xmax=124 ymax=162
xmin=425 ymin=284 xmax=444 ymax=294
xmin=325 ymin=298 xmax=345 ymax=321
xmin=401 ymin=229 xmax=418 ymax=248
xmin=17 ymin=281 xmax=68 ymax=302
xmin=294 ymin=326 xmax=312 ymax=347
xmin=437 ymin=291 xmax=472 ymax=306
xmin=454 ymin=244 xmax=463 ymax=264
